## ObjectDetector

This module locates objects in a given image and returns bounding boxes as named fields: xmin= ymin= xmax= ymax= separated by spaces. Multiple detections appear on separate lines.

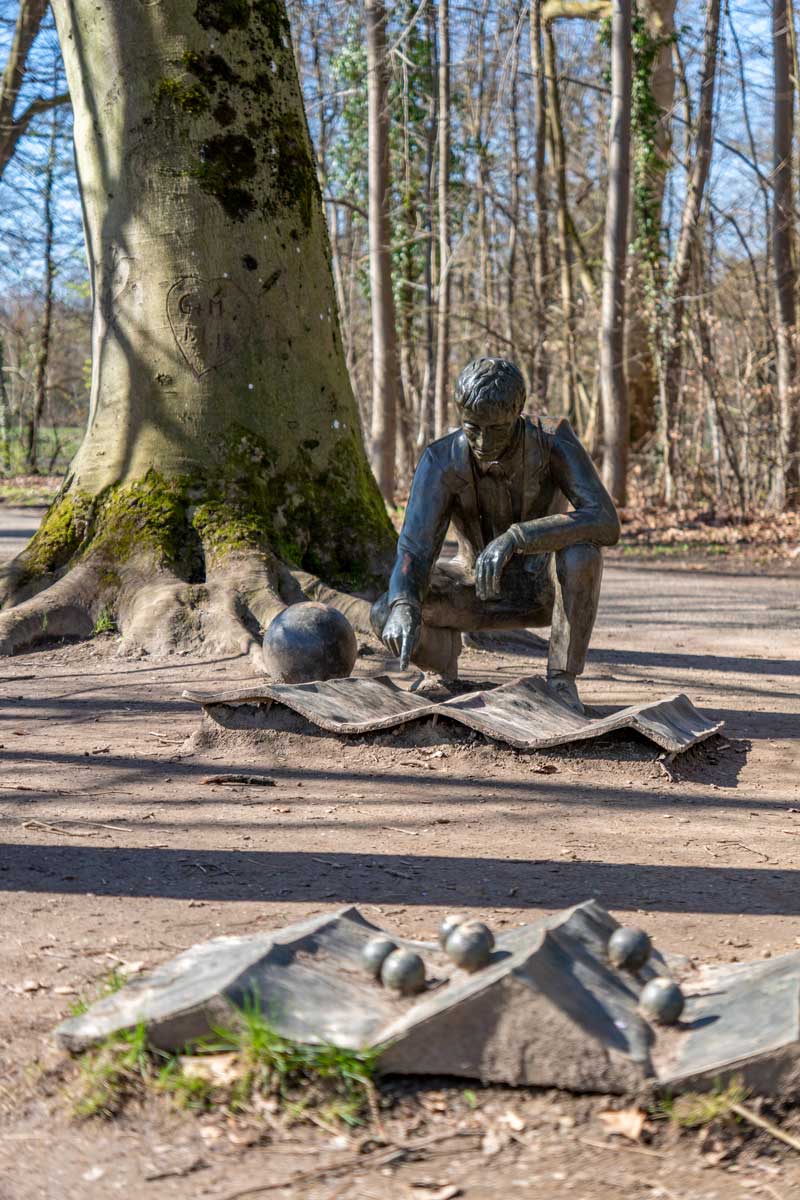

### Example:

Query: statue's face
xmin=458 ymin=405 xmax=521 ymax=463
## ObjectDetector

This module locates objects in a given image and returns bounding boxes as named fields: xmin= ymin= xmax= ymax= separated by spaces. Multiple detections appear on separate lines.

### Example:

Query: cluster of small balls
xmin=607 ymin=924 xmax=685 ymax=1025
xmin=438 ymin=914 xmax=495 ymax=971
xmin=360 ymin=914 xmax=497 ymax=996
xmin=361 ymin=936 xmax=426 ymax=995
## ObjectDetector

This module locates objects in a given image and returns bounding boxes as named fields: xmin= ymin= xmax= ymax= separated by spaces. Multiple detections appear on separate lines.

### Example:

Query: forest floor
xmin=1 ymin=510 xmax=800 ymax=1198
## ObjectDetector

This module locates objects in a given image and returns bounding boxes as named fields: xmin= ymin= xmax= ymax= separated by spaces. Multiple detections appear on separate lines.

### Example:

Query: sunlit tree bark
xmin=0 ymin=0 xmax=393 ymax=657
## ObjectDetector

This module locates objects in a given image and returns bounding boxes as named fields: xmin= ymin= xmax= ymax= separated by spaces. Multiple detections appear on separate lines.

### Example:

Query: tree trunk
xmin=543 ymin=25 xmax=577 ymax=422
xmin=600 ymin=0 xmax=632 ymax=504
xmin=504 ymin=5 xmax=523 ymax=356
xmin=0 ymin=337 xmax=11 ymax=475
xmin=530 ymin=0 xmax=550 ymax=405
xmin=627 ymin=0 xmax=676 ymax=442
xmin=0 ymin=0 xmax=394 ymax=658
xmin=365 ymin=0 xmax=401 ymax=503
xmin=772 ymin=0 xmax=799 ymax=508
xmin=26 ymin=100 xmax=59 ymax=473
xmin=418 ymin=0 xmax=437 ymax=448
xmin=434 ymin=0 xmax=452 ymax=438
xmin=660 ymin=0 xmax=720 ymax=504
xmin=542 ymin=0 xmax=676 ymax=440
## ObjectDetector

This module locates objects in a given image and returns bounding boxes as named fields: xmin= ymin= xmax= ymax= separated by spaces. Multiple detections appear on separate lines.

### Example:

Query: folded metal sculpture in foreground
xmin=56 ymin=902 xmax=798 ymax=1096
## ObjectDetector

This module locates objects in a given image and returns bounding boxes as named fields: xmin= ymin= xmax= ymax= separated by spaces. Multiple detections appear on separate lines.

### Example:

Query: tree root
xmin=0 ymin=539 xmax=376 ymax=664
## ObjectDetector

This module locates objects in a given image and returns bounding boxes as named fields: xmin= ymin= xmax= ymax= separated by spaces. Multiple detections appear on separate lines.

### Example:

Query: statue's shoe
xmin=545 ymin=673 xmax=585 ymax=716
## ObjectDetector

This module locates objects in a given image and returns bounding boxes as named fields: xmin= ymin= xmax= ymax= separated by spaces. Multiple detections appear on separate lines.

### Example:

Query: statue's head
xmin=454 ymin=357 xmax=526 ymax=463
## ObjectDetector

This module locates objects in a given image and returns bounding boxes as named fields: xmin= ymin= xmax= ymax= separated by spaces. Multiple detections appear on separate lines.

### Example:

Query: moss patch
xmin=194 ymin=0 xmax=251 ymax=34
xmin=18 ymin=438 xmax=394 ymax=596
xmin=274 ymin=112 xmax=320 ymax=232
xmin=193 ymin=133 xmax=257 ymax=222
xmin=155 ymin=77 xmax=210 ymax=116
xmin=20 ymin=494 xmax=86 ymax=577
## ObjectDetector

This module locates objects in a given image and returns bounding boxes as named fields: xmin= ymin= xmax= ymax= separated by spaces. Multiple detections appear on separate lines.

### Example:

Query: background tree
xmin=365 ymin=0 xmax=401 ymax=502
xmin=0 ymin=0 xmax=394 ymax=657
xmin=599 ymin=0 xmax=632 ymax=503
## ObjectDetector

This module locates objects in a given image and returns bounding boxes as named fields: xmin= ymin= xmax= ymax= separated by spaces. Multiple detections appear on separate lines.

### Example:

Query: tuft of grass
xmin=657 ymin=1079 xmax=749 ymax=1129
xmin=69 ymin=989 xmax=380 ymax=1128
xmin=193 ymin=992 xmax=381 ymax=1125
xmin=73 ymin=1022 xmax=165 ymax=1118
xmin=93 ymin=605 xmax=117 ymax=635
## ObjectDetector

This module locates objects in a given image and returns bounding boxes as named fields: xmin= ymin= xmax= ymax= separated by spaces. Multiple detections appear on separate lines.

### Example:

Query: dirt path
xmin=1 ymin=555 xmax=799 ymax=1197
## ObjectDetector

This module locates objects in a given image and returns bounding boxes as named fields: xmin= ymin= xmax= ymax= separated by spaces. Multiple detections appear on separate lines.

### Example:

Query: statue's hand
xmin=475 ymin=531 xmax=517 ymax=600
xmin=382 ymin=602 xmax=421 ymax=670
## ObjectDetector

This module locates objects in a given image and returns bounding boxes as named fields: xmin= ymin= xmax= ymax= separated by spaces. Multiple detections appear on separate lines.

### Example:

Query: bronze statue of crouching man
xmin=371 ymin=357 xmax=621 ymax=714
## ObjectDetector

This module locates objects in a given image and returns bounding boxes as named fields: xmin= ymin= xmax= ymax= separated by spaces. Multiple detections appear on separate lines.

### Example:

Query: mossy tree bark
xmin=0 ymin=0 xmax=395 ymax=658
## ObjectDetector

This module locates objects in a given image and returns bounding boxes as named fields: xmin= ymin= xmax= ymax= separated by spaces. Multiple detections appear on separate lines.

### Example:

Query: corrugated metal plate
xmin=184 ymin=674 xmax=723 ymax=754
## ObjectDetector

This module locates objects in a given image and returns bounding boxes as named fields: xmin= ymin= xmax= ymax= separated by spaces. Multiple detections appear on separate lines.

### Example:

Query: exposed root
xmin=287 ymin=568 xmax=373 ymax=634
xmin=0 ymin=561 xmax=104 ymax=654
xmin=0 ymin=530 xmax=380 ymax=662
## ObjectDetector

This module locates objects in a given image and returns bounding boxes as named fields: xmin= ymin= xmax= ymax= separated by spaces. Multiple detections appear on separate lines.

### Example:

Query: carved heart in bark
xmin=167 ymin=276 xmax=252 ymax=377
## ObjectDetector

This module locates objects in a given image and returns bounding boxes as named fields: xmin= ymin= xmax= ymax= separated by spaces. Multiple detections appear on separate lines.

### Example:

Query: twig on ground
xmin=731 ymin=1102 xmax=800 ymax=1153
xmin=201 ymin=774 xmax=276 ymax=787
xmin=217 ymin=1131 xmax=479 ymax=1199
xmin=577 ymin=1136 xmax=666 ymax=1159
xmin=22 ymin=818 xmax=134 ymax=835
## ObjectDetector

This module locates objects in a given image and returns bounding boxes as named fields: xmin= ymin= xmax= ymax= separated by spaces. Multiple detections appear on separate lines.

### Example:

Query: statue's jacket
xmin=388 ymin=415 xmax=621 ymax=611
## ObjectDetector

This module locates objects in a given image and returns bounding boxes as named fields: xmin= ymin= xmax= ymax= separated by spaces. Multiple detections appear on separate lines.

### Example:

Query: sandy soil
xmin=1 ymin=553 xmax=799 ymax=1198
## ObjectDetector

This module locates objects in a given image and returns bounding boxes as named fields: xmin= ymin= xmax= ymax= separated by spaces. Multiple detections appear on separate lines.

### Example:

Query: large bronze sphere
xmin=262 ymin=602 xmax=357 ymax=683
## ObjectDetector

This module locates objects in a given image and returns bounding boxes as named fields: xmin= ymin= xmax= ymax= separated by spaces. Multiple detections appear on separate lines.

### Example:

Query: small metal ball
xmin=380 ymin=948 xmax=426 ymax=995
xmin=608 ymin=926 xmax=652 ymax=971
xmin=438 ymin=913 xmax=467 ymax=948
xmin=361 ymin=936 xmax=397 ymax=979
xmin=445 ymin=923 xmax=493 ymax=972
xmin=639 ymin=977 xmax=685 ymax=1025
xmin=459 ymin=919 xmax=495 ymax=950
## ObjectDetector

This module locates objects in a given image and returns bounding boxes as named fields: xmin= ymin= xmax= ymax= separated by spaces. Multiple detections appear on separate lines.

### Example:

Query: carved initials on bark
xmin=167 ymin=276 xmax=252 ymax=377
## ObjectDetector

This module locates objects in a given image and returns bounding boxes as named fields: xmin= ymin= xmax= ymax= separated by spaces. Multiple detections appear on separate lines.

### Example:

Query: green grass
xmin=655 ymin=1079 xmax=749 ymax=1129
xmin=70 ymin=989 xmax=380 ymax=1127
xmin=93 ymin=606 xmax=117 ymax=635
xmin=0 ymin=427 xmax=83 ymax=481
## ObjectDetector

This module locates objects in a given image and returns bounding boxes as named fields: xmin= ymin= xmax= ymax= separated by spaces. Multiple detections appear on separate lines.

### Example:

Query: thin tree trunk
xmin=544 ymin=24 xmax=577 ymax=421
xmin=476 ymin=0 xmax=493 ymax=342
xmin=600 ymin=0 xmax=632 ymax=504
xmin=26 ymin=101 xmax=58 ymax=473
xmin=419 ymin=0 xmax=437 ymax=447
xmin=530 ymin=0 xmax=550 ymax=404
xmin=434 ymin=0 xmax=452 ymax=438
xmin=0 ymin=337 xmax=10 ymax=474
xmin=659 ymin=0 xmax=721 ymax=503
xmin=772 ymin=0 xmax=799 ymax=507
xmin=365 ymin=0 xmax=400 ymax=503
xmin=504 ymin=5 xmax=523 ymax=355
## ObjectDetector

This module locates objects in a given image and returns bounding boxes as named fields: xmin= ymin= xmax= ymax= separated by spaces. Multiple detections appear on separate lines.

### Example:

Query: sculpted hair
xmin=454 ymin=358 xmax=526 ymax=416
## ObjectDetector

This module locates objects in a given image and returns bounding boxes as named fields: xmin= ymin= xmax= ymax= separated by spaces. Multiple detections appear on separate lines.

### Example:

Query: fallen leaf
xmin=179 ymin=1053 xmax=240 ymax=1087
xmin=597 ymin=1106 xmax=647 ymax=1142
xmin=481 ymin=1128 xmax=509 ymax=1157
xmin=411 ymin=1187 xmax=462 ymax=1200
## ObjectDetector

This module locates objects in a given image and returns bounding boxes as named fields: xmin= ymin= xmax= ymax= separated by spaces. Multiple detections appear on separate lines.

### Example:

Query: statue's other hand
xmin=382 ymin=603 xmax=421 ymax=670
xmin=475 ymin=531 xmax=517 ymax=600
